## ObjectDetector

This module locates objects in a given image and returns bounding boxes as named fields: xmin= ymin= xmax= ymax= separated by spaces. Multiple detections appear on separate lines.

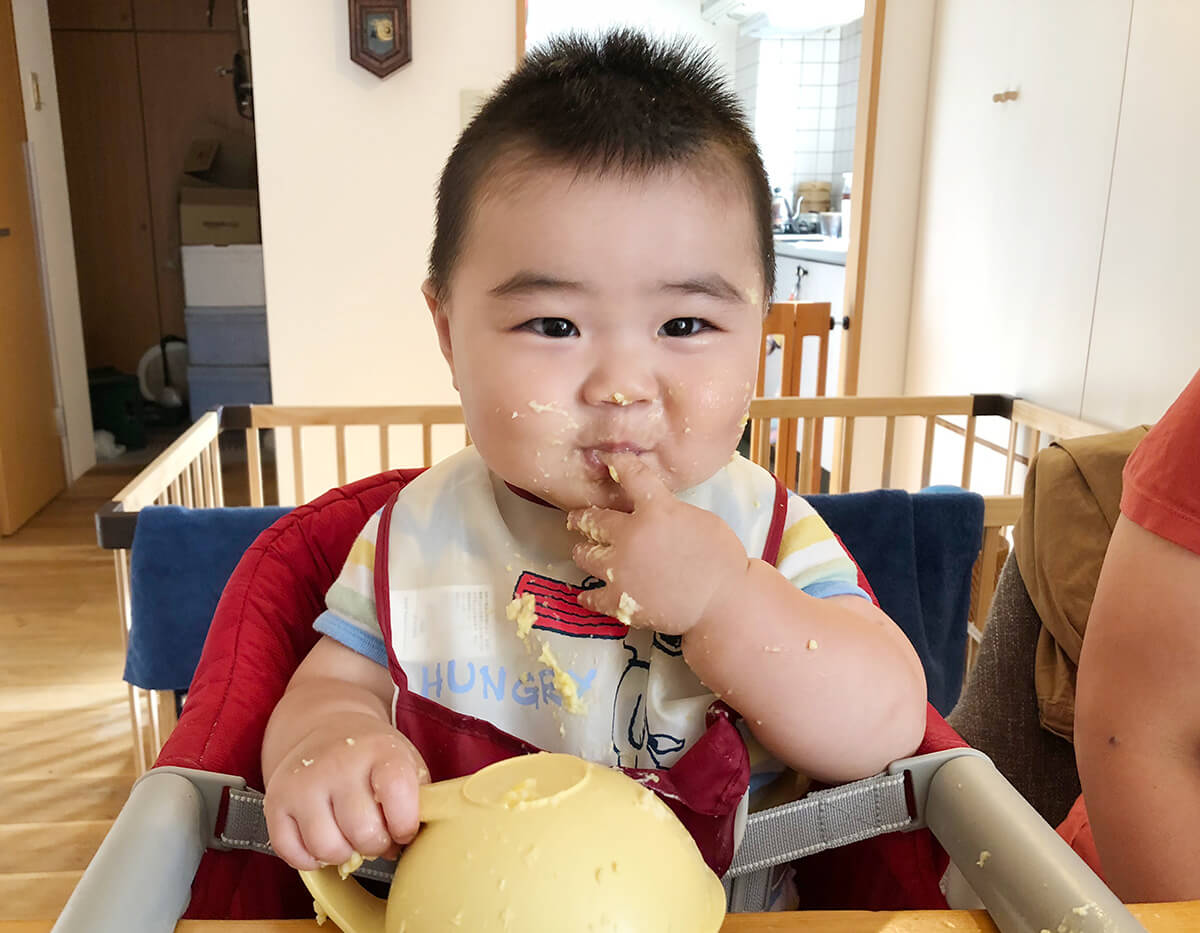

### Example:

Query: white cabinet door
xmin=906 ymin=0 xmax=1131 ymax=415
xmin=1082 ymin=0 xmax=1200 ymax=426
xmin=797 ymin=260 xmax=844 ymax=398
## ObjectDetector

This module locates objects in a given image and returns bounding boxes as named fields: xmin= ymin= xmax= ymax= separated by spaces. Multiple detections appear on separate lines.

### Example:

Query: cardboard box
xmin=179 ymin=137 xmax=261 ymax=245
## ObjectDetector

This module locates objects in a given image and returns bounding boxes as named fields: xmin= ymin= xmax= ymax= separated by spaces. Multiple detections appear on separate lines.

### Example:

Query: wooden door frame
xmin=514 ymin=0 xmax=884 ymax=398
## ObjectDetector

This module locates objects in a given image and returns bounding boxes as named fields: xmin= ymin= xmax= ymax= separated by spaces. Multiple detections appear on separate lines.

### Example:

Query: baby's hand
xmin=568 ymin=452 xmax=750 ymax=636
xmin=263 ymin=714 xmax=428 ymax=871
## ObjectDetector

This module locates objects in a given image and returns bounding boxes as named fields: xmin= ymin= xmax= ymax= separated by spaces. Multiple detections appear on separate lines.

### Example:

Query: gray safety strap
xmin=726 ymin=769 xmax=912 ymax=877
xmin=219 ymin=786 xmax=396 ymax=884
xmin=221 ymin=769 xmax=913 ymax=890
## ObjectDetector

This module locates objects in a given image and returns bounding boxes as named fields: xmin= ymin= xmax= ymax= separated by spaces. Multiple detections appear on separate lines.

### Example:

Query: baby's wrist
xmin=689 ymin=557 xmax=755 ymax=641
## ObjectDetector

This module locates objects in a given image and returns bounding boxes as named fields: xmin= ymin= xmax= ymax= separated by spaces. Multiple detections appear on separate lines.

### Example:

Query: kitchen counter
xmin=773 ymin=234 xmax=848 ymax=266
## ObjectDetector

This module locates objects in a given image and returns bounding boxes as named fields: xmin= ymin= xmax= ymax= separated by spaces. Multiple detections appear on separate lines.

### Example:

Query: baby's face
xmin=428 ymin=158 xmax=765 ymax=511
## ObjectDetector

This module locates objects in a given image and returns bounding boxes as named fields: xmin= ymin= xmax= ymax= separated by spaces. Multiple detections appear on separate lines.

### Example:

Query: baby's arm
xmin=262 ymin=635 xmax=428 ymax=870
xmin=683 ymin=569 xmax=926 ymax=783
xmin=571 ymin=452 xmax=926 ymax=784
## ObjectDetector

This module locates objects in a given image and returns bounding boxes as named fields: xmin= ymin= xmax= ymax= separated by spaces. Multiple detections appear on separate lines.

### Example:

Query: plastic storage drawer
xmin=184 ymin=306 xmax=269 ymax=366
xmin=187 ymin=364 xmax=272 ymax=421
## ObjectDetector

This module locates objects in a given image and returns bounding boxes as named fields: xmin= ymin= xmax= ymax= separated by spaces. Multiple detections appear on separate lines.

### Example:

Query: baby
xmin=261 ymin=29 xmax=926 ymax=888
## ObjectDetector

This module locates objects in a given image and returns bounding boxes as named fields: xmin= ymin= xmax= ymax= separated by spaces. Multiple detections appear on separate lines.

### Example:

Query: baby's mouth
xmin=582 ymin=444 xmax=646 ymax=474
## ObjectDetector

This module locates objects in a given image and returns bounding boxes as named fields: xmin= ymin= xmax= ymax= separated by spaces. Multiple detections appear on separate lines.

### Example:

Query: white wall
xmin=250 ymin=1 xmax=516 ymax=500
xmin=10 ymin=0 xmax=95 ymax=481
xmin=525 ymin=0 xmax=738 ymax=82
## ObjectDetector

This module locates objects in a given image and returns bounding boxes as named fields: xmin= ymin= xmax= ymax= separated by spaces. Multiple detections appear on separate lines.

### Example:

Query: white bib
xmin=379 ymin=446 xmax=781 ymax=769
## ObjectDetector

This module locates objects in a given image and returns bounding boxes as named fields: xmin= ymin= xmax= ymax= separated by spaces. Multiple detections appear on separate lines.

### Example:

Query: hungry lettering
xmin=417 ymin=661 xmax=596 ymax=710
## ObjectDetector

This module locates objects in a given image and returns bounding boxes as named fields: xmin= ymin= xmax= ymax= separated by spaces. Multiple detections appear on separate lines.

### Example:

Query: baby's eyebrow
xmin=660 ymin=276 xmax=747 ymax=304
xmin=489 ymin=271 xmax=585 ymax=298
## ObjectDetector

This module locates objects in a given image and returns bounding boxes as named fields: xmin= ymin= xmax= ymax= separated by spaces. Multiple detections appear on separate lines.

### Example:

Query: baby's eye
xmin=522 ymin=317 xmax=579 ymax=338
xmin=659 ymin=317 xmax=710 ymax=338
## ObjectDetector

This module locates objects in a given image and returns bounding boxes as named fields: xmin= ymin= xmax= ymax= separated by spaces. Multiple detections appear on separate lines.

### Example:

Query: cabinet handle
xmin=992 ymin=89 xmax=1019 ymax=103
xmin=0 ymin=228 xmax=10 ymax=237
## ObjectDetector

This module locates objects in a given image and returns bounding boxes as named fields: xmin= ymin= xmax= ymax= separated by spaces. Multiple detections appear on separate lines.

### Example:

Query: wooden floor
xmin=0 ymin=463 xmax=144 ymax=920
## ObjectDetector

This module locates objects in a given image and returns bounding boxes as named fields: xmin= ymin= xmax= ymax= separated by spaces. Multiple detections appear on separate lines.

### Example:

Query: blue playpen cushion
xmin=125 ymin=505 xmax=291 ymax=690
xmin=122 ymin=489 xmax=983 ymax=711
xmin=807 ymin=488 xmax=984 ymax=714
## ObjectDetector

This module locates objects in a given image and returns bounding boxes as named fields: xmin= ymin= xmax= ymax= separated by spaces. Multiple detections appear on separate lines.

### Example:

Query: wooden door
xmin=47 ymin=0 xmax=132 ymax=30
xmin=131 ymin=0 xmax=238 ymax=32
xmin=0 ymin=0 xmax=67 ymax=534
xmin=52 ymin=29 xmax=159 ymax=373
xmin=136 ymin=28 xmax=248 ymax=341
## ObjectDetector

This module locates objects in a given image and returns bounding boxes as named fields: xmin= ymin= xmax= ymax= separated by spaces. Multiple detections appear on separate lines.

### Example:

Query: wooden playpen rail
xmin=96 ymin=395 xmax=1104 ymax=773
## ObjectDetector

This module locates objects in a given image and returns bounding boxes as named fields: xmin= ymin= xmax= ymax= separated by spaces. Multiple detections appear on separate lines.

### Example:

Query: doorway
xmin=48 ymin=0 xmax=266 ymax=470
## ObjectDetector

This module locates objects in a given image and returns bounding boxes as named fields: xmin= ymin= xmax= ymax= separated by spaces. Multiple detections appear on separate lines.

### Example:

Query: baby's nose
xmin=581 ymin=357 xmax=657 ymax=408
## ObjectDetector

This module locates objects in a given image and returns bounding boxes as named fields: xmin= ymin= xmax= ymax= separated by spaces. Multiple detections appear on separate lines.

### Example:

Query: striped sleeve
xmin=313 ymin=509 xmax=389 ymax=666
xmin=774 ymin=492 xmax=870 ymax=601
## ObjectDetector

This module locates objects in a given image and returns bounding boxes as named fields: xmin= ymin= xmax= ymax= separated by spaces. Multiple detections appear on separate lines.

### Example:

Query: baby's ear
xmin=422 ymin=279 xmax=457 ymax=390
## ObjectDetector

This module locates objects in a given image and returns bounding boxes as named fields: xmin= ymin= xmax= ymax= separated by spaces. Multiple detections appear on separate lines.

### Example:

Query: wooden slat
xmin=109 ymin=413 xmax=220 ymax=511
xmin=198 ymin=446 xmax=214 ymax=507
xmin=935 ymin=416 xmax=1028 ymax=463
xmin=147 ymin=683 xmax=162 ymax=757
xmin=752 ymin=415 xmax=770 ymax=469
xmin=983 ymin=494 xmax=1023 ymax=528
xmin=807 ymin=306 xmax=831 ymax=487
xmin=881 ymin=415 xmax=896 ymax=488
xmin=969 ymin=521 xmax=1008 ymax=669
xmin=1010 ymin=398 xmax=1105 ymax=440
xmin=335 ymin=425 xmax=348 ymax=486
xmin=291 ymin=426 xmax=304 ymax=506
xmin=180 ymin=462 xmax=194 ymax=508
xmin=246 ymin=428 xmax=264 ymax=507
xmin=839 ymin=415 xmax=855 ymax=493
xmin=750 ymin=394 xmax=976 ymax=420
xmin=422 ymin=423 xmax=433 ymax=469
xmin=379 ymin=425 xmax=390 ymax=472
xmin=156 ymin=690 xmax=178 ymax=747
xmin=1004 ymin=419 xmax=1019 ymax=495
xmin=798 ymin=417 xmax=816 ymax=494
xmin=961 ymin=414 xmax=976 ymax=488
xmin=111 ymin=550 xmax=146 ymax=775
xmin=1029 ymin=428 xmax=1042 ymax=460
xmin=209 ymin=436 xmax=225 ymax=507
xmin=192 ymin=459 xmax=204 ymax=507
xmin=249 ymin=404 xmax=464 ymax=429
xmin=921 ymin=415 xmax=936 ymax=488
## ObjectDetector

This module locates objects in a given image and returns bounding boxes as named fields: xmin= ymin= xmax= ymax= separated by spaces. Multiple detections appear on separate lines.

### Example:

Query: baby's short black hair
xmin=429 ymin=28 xmax=774 ymax=303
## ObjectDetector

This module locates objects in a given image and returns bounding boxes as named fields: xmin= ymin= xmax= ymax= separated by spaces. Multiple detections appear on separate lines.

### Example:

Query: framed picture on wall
xmin=349 ymin=1 xmax=412 ymax=77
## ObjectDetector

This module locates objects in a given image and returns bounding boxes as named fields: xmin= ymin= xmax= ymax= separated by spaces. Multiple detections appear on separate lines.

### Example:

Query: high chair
xmin=60 ymin=468 xmax=1143 ymax=932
